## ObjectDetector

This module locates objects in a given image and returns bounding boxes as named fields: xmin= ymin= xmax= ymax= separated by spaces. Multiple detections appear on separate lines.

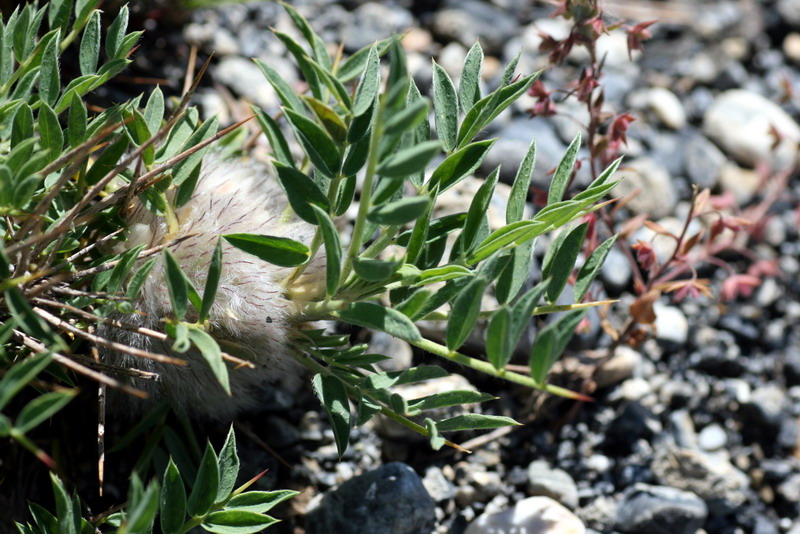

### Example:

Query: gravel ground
xmin=93 ymin=1 xmax=800 ymax=533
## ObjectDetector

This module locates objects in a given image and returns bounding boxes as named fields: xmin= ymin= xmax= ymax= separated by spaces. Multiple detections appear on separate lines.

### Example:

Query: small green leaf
xmin=353 ymin=257 xmax=402 ymax=282
xmin=548 ymin=132 xmax=581 ymax=205
xmin=199 ymin=240 xmax=223 ymax=323
xmin=336 ymin=36 xmax=394 ymax=83
xmin=272 ymin=30 xmax=323 ymax=100
xmin=342 ymin=136 xmax=370 ymax=177
xmin=187 ymin=441 xmax=220 ymax=517
xmin=39 ymin=29 xmax=60 ymax=106
xmin=383 ymin=97 xmax=429 ymax=135
xmin=202 ymin=510 xmax=278 ymax=534
xmin=83 ymin=136 xmax=129 ymax=185
xmin=574 ymin=234 xmax=618 ymax=302
xmin=50 ymin=473 xmax=79 ymax=534
xmin=217 ymin=426 xmax=240 ymax=502
xmin=311 ymin=205 xmax=341 ymax=297
xmin=223 ymin=234 xmax=310 ymax=267
xmin=431 ymin=60 xmax=458 ymax=152
xmin=252 ymin=105 xmax=293 ymax=168
xmin=413 ymin=265 xmax=473 ymax=287
xmin=507 ymin=139 xmax=536 ymax=224
xmin=409 ymin=390 xmax=494 ymax=413
xmin=303 ymin=95 xmax=348 ymax=144
xmin=284 ymin=108 xmax=340 ymax=177
xmin=436 ymin=414 xmax=520 ymax=432
xmin=486 ymin=306 xmax=513 ymax=370
xmin=445 ymin=272 xmax=490 ymax=350
xmin=376 ymin=140 xmax=440 ymax=178
xmin=187 ymin=327 xmax=230 ymax=395
xmin=0 ymin=353 xmax=52 ymax=412
xmin=225 ymin=490 xmax=298 ymax=514
xmin=312 ymin=374 xmax=351 ymax=458
xmin=37 ymin=103 xmax=63 ymax=161
xmin=352 ymin=45 xmax=380 ymax=116
xmin=105 ymin=5 xmax=129 ymax=59
xmin=163 ymin=250 xmax=188 ymax=321
xmin=126 ymin=257 xmax=157 ymax=300
xmin=543 ymin=222 xmax=588 ymax=302
xmin=346 ymin=98 xmax=374 ymax=144
xmin=67 ymin=92 xmax=87 ymax=148
xmin=254 ymin=59 xmax=305 ymax=115
xmin=173 ymin=115 xmax=219 ymax=189
xmin=530 ymin=309 xmax=586 ymax=384
xmin=11 ymin=104 xmax=34 ymax=148
xmin=144 ymin=85 xmax=165 ymax=135
xmin=396 ymin=289 xmax=431 ymax=319
xmin=459 ymin=42 xmax=483 ymax=114
xmin=429 ymin=139 xmax=495 ymax=193
xmin=126 ymin=479 xmax=159 ymax=534
xmin=495 ymin=239 xmax=536 ymax=304
xmin=462 ymin=166 xmax=499 ymax=254
xmin=15 ymin=390 xmax=77 ymax=433
xmin=367 ymin=196 xmax=430 ymax=225
xmin=274 ymin=163 xmax=329 ymax=224
xmin=337 ymin=302 xmax=422 ymax=342
xmin=405 ymin=190 xmax=435 ymax=265
xmin=160 ymin=459 xmax=187 ymax=534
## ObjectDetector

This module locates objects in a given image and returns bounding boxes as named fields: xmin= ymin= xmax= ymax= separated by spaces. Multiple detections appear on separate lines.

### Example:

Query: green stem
xmin=339 ymin=107 xmax=383 ymax=286
xmin=360 ymin=224 xmax=400 ymax=259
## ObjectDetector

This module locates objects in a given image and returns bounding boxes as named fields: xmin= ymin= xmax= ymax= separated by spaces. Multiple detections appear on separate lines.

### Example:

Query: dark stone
xmin=604 ymin=403 xmax=661 ymax=454
xmin=305 ymin=462 xmax=436 ymax=534
xmin=616 ymin=484 xmax=708 ymax=534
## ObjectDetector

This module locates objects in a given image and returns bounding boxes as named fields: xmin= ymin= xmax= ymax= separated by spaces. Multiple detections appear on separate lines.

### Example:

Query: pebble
xmin=464 ymin=496 xmax=586 ymax=534
xmin=527 ymin=460 xmax=580 ymax=509
xmin=615 ymin=484 xmax=708 ymax=534
xmin=698 ymin=424 xmax=728 ymax=451
xmin=683 ymin=131 xmax=726 ymax=189
xmin=703 ymin=89 xmax=800 ymax=169
xmin=652 ymin=447 xmax=748 ymax=514
xmin=718 ymin=162 xmax=762 ymax=205
xmin=431 ymin=1 xmax=518 ymax=55
xmin=612 ymin=158 xmax=677 ymax=219
xmin=628 ymin=87 xmax=687 ymax=130
xmin=653 ymin=302 xmax=689 ymax=346
xmin=483 ymin=118 xmax=565 ymax=188
xmin=342 ymin=2 xmax=414 ymax=51
xmin=599 ymin=248 xmax=633 ymax=293
xmin=422 ymin=466 xmax=456 ymax=502
xmin=594 ymin=346 xmax=641 ymax=389
xmin=369 ymin=331 xmax=413 ymax=373
xmin=214 ymin=56 xmax=285 ymax=111
xmin=305 ymin=462 xmax=436 ymax=534
xmin=741 ymin=385 xmax=788 ymax=437
xmin=784 ymin=33 xmax=800 ymax=62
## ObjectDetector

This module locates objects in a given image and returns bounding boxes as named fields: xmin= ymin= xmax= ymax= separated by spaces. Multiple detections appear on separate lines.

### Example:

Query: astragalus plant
xmin=2 ymin=0 xmax=621 ymax=530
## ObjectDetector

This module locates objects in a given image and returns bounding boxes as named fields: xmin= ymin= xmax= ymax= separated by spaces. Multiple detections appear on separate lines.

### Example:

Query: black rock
xmin=604 ymin=402 xmax=661 ymax=454
xmin=616 ymin=484 xmax=708 ymax=534
xmin=305 ymin=462 xmax=436 ymax=534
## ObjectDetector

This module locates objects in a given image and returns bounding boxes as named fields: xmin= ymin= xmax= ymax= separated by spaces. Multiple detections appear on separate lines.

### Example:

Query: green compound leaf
xmin=383 ymin=97 xmax=429 ymax=136
xmin=367 ymin=196 xmax=430 ymax=226
xmin=223 ymin=234 xmax=310 ymax=267
xmin=274 ymin=163 xmax=329 ymax=225
xmin=445 ymin=271 xmax=490 ymax=350
xmin=353 ymin=257 xmax=402 ymax=282
xmin=311 ymin=205 xmax=341 ymax=297
xmin=530 ymin=309 xmax=587 ymax=385
xmin=252 ymin=105 xmax=293 ymax=168
xmin=574 ymin=234 xmax=618 ymax=302
xmin=436 ymin=414 xmax=521 ymax=432
xmin=431 ymin=60 xmax=458 ymax=152
xmin=376 ymin=140 xmax=440 ymax=178
xmin=160 ymin=459 xmax=187 ymax=534
xmin=312 ymin=373 xmax=351 ymax=459
xmin=548 ymin=132 xmax=581 ymax=205
xmin=254 ymin=59 xmax=305 ymax=116
xmin=37 ymin=103 xmax=63 ymax=162
xmin=337 ymin=302 xmax=422 ymax=342
xmin=462 ymin=166 xmax=499 ymax=254
xmin=224 ymin=490 xmax=298 ymax=514
xmin=187 ymin=327 xmax=230 ymax=395
xmin=187 ymin=441 xmax=220 ymax=517
xmin=408 ymin=390 xmax=494 ymax=413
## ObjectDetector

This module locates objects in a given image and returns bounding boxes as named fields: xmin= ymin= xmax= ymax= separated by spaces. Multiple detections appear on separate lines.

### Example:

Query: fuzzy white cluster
xmin=108 ymin=155 xmax=324 ymax=419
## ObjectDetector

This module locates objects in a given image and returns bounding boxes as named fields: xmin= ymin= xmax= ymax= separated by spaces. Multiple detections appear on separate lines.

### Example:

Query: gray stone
xmin=431 ymin=1 xmax=518 ymax=55
xmin=305 ymin=463 xmax=436 ymax=534
xmin=578 ymin=496 xmax=618 ymax=532
xmin=369 ymin=331 xmax=413 ymax=373
xmin=483 ymin=118 xmax=565 ymax=189
xmin=779 ymin=0 xmax=800 ymax=25
xmin=422 ymin=466 xmax=456 ymax=502
xmin=611 ymin=158 xmax=677 ymax=219
xmin=343 ymin=3 xmax=414 ymax=52
xmin=465 ymin=496 xmax=586 ymax=534
xmin=615 ymin=484 xmax=707 ymax=534
xmin=214 ymin=56 xmax=290 ymax=111
xmin=742 ymin=385 xmax=788 ymax=434
xmin=599 ymin=248 xmax=632 ymax=292
xmin=778 ymin=473 xmax=800 ymax=503
xmin=652 ymin=447 xmax=748 ymax=514
xmin=527 ymin=460 xmax=580 ymax=509
xmin=684 ymin=132 xmax=726 ymax=189
xmin=703 ymin=89 xmax=800 ymax=169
